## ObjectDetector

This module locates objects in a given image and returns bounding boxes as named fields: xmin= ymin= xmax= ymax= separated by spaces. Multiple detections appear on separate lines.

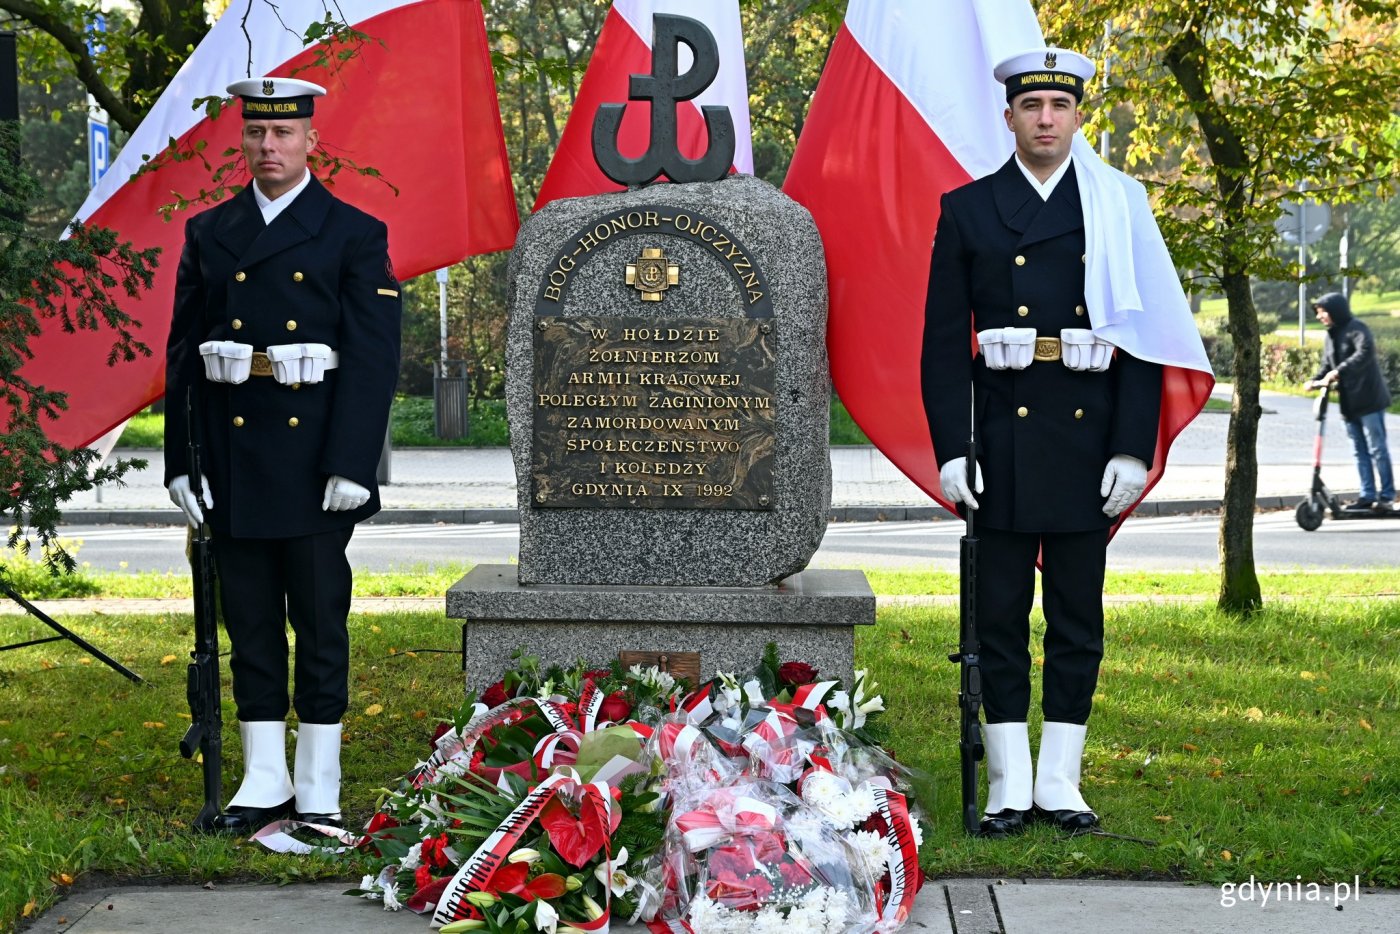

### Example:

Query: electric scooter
xmin=1295 ymin=386 xmax=1400 ymax=530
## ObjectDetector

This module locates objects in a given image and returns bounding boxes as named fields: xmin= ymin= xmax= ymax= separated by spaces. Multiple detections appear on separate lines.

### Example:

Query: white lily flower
xmin=508 ymin=847 xmax=542 ymax=864
xmin=581 ymin=893 xmax=605 ymax=921
xmin=594 ymin=846 xmax=637 ymax=897
xmin=533 ymin=898 xmax=559 ymax=934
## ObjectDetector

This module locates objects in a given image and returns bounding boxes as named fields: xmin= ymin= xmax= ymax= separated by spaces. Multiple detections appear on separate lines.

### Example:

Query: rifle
xmin=177 ymin=387 xmax=223 ymax=832
xmin=947 ymin=402 xmax=984 ymax=836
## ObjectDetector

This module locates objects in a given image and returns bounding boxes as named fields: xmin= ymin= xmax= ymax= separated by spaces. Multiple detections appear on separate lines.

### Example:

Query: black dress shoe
xmin=1030 ymin=803 xmax=1099 ymax=833
xmin=209 ymin=798 xmax=295 ymax=834
xmin=978 ymin=808 xmax=1030 ymax=837
xmin=295 ymin=812 xmax=344 ymax=829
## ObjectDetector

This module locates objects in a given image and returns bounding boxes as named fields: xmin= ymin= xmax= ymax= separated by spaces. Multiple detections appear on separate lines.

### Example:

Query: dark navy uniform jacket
xmin=921 ymin=157 xmax=1162 ymax=532
xmin=164 ymin=177 xmax=402 ymax=539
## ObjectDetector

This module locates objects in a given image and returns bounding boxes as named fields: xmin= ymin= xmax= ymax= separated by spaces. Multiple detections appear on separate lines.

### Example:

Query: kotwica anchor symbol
xmin=591 ymin=13 xmax=736 ymax=187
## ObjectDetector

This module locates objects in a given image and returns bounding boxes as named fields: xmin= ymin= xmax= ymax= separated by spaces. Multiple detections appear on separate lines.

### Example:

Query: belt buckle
xmin=249 ymin=352 xmax=273 ymax=377
xmin=1033 ymin=337 xmax=1061 ymax=363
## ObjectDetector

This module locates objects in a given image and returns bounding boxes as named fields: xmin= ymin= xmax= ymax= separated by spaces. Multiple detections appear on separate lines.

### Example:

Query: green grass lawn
xmin=1 ymin=586 xmax=1397 ymax=928
xmin=1199 ymin=290 xmax=1400 ymax=340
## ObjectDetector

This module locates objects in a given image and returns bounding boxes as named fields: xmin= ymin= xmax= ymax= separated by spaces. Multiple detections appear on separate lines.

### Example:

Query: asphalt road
xmin=52 ymin=511 xmax=1400 ymax=576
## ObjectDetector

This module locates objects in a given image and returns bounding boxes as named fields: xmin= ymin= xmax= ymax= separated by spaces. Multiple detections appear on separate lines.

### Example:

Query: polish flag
xmin=17 ymin=0 xmax=518 ymax=452
xmin=784 ymin=0 xmax=1213 ymax=523
xmin=532 ymin=0 xmax=752 ymax=210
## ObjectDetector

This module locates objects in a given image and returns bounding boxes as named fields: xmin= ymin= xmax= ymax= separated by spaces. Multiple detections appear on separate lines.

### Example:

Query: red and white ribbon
xmin=673 ymin=794 xmax=778 ymax=852
xmin=868 ymin=787 xmax=921 ymax=926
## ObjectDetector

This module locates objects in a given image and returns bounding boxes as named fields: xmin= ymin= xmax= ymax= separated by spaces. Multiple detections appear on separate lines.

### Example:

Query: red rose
xmin=482 ymin=680 xmax=510 ymax=708
xmin=777 ymin=661 xmax=819 ymax=686
xmin=599 ymin=691 xmax=632 ymax=722
xmin=430 ymin=721 xmax=454 ymax=747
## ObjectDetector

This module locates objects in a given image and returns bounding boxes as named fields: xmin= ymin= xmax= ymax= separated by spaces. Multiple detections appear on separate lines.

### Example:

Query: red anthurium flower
xmin=406 ymin=875 xmax=452 ymax=914
xmin=777 ymin=661 xmax=819 ymax=686
xmin=485 ymin=862 xmax=569 ymax=901
xmin=539 ymin=796 xmax=609 ymax=868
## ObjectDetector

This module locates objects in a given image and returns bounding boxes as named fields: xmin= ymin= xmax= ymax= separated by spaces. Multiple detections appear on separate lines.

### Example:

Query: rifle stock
xmin=179 ymin=388 xmax=224 ymax=832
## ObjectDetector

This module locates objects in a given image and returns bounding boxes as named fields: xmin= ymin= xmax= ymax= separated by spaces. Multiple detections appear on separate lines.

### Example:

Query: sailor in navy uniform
xmin=922 ymin=49 xmax=1162 ymax=837
xmin=164 ymin=76 xmax=401 ymax=832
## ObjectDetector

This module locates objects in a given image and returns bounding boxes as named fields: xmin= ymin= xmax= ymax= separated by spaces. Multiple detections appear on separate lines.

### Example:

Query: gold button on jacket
xmin=286 ymin=320 xmax=297 ymax=331
xmin=1014 ymin=255 xmax=1026 ymax=266
xmin=1075 ymin=305 xmax=1085 ymax=316
xmin=232 ymin=416 xmax=245 ymax=427
xmin=1075 ymin=409 xmax=1085 ymax=419
xmin=231 ymin=319 xmax=243 ymax=330
xmin=1017 ymin=305 xmax=1029 ymax=317
xmin=292 ymin=271 xmax=304 ymax=282
xmin=1017 ymin=406 xmax=1029 ymax=417
xmin=288 ymin=417 xmax=299 ymax=428
xmin=235 ymin=271 xmax=246 ymax=282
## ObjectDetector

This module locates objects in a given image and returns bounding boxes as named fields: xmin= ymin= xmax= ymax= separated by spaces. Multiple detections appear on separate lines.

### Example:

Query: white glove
xmin=322 ymin=475 xmax=371 ymax=512
xmin=1101 ymin=454 xmax=1147 ymax=517
xmin=939 ymin=456 xmax=983 ymax=510
xmin=168 ymin=474 xmax=212 ymax=528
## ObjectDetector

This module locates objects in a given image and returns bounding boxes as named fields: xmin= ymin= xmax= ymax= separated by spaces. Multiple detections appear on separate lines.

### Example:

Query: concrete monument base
xmin=448 ymin=564 xmax=874 ymax=688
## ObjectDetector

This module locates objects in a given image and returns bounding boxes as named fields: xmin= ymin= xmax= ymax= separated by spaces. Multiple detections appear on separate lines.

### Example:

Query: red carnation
xmin=414 ymin=864 xmax=432 ymax=891
xmin=599 ymin=691 xmax=632 ymax=722
xmin=585 ymin=668 xmax=613 ymax=681
xmin=430 ymin=721 xmax=454 ymax=746
xmin=777 ymin=661 xmax=819 ymax=686
xmin=421 ymin=832 xmax=451 ymax=869
xmin=482 ymin=680 xmax=510 ymax=708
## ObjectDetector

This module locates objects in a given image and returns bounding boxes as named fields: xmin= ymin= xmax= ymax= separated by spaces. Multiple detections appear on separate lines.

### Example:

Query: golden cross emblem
xmin=625 ymin=247 xmax=680 ymax=302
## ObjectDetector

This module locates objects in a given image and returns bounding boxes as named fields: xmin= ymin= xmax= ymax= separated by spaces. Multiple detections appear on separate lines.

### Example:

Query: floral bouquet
xmin=328 ymin=647 xmax=927 ymax=932
xmin=647 ymin=780 xmax=882 ymax=933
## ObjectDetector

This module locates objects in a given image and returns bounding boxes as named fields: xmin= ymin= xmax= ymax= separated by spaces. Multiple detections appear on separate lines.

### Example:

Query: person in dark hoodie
xmin=1305 ymin=292 xmax=1394 ymax=513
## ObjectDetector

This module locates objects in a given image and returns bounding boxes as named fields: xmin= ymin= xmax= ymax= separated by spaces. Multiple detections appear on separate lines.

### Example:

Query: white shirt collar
xmin=252 ymin=169 xmax=312 ymax=224
xmin=1014 ymin=153 xmax=1073 ymax=201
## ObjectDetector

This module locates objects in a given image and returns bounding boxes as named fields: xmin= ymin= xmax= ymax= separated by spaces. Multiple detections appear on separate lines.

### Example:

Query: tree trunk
xmin=1218 ymin=270 xmax=1263 ymax=611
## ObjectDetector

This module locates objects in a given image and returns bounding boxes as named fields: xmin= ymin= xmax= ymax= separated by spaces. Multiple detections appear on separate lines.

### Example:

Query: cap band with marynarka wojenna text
xmin=227 ymin=76 xmax=327 ymax=119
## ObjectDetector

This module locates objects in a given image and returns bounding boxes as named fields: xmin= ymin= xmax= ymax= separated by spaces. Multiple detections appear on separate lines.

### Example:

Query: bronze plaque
xmin=532 ymin=316 xmax=775 ymax=509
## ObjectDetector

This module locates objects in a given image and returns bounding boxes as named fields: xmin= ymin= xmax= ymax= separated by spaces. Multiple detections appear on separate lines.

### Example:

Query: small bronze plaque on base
xmin=618 ymin=650 xmax=701 ymax=688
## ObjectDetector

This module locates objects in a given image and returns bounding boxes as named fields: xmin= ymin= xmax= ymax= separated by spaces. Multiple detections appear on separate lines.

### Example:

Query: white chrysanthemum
xmin=686 ymin=894 xmax=723 ymax=930
xmin=358 ymin=874 xmax=381 ymax=900
xmin=398 ymin=842 xmax=423 ymax=870
xmin=750 ymin=907 xmax=788 ymax=934
xmin=912 ymin=818 xmax=925 ymax=849
xmin=846 ymin=829 xmax=893 ymax=879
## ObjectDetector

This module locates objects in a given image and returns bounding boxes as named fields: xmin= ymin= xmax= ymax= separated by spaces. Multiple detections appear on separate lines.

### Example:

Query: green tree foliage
xmin=1041 ymin=0 xmax=1400 ymax=612
xmin=0 ymin=120 xmax=156 ymax=579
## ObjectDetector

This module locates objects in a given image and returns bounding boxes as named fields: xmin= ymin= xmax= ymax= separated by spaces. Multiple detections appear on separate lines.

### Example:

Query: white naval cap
xmin=992 ymin=47 xmax=1095 ymax=102
xmin=226 ymin=76 xmax=327 ymax=118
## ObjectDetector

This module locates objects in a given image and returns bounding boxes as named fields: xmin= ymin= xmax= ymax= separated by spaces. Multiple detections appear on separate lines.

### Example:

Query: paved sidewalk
xmin=60 ymin=386 xmax=1397 ymax=525
xmin=24 ymin=876 xmax=1398 ymax=933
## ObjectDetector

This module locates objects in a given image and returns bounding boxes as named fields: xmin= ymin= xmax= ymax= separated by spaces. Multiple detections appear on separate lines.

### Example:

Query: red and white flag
xmin=784 ymin=0 xmax=1213 ymax=522
xmin=533 ymin=0 xmax=751 ymax=210
xmin=19 ymin=0 xmax=518 ymax=452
